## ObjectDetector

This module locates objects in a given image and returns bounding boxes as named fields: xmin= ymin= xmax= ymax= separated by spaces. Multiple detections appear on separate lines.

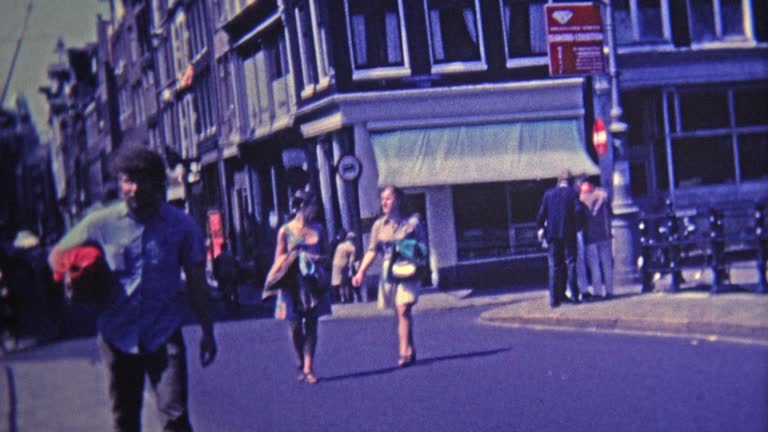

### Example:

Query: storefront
xmin=300 ymin=78 xmax=599 ymax=287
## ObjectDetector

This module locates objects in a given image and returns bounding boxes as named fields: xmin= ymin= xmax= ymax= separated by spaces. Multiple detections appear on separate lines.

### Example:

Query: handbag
xmin=263 ymin=251 xmax=299 ymax=299
xmin=389 ymin=238 xmax=428 ymax=282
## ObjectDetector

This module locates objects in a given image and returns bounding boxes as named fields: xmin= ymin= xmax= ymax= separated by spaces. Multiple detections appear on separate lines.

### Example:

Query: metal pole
xmin=1 ymin=1 xmax=33 ymax=107
xmin=600 ymin=0 xmax=639 ymax=282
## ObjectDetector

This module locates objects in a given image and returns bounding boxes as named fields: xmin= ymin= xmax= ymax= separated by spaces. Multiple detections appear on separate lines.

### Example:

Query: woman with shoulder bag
xmin=263 ymin=189 xmax=331 ymax=384
xmin=352 ymin=185 xmax=428 ymax=367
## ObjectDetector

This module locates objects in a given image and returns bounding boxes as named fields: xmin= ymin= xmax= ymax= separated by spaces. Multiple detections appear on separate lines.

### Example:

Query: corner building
xmin=207 ymin=0 xmax=768 ymax=288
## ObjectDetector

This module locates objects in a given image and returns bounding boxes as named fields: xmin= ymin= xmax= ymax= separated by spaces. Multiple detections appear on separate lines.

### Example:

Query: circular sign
xmin=593 ymin=117 xmax=607 ymax=157
xmin=336 ymin=155 xmax=362 ymax=181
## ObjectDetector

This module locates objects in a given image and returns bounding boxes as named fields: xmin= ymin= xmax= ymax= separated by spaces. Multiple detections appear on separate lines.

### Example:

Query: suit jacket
xmin=537 ymin=183 xmax=585 ymax=244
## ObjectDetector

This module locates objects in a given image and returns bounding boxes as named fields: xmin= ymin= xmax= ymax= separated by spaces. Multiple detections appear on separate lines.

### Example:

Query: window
xmin=194 ymin=69 xmax=216 ymax=138
xmin=178 ymin=94 xmax=196 ymax=158
xmin=613 ymin=0 xmax=668 ymax=45
xmin=295 ymin=2 xmax=318 ymax=92
xmin=152 ymin=0 xmax=168 ymax=27
xmin=310 ymin=0 xmax=333 ymax=85
xmin=499 ymin=0 xmax=548 ymax=64
xmin=188 ymin=0 xmax=208 ymax=59
xmin=454 ymin=181 xmax=550 ymax=261
xmin=662 ymin=85 xmax=768 ymax=189
xmin=118 ymin=87 xmax=133 ymax=129
xmin=425 ymin=0 xmax=486 ymax=72
xmin=217 ymin=57 xmax=237 ymax=138
xmin=344 ymin=0 xmax=410 ymax=79
xmin=155 ymin=37 xmax=174 ymax=85
xmin=132 ymin=83 xmax=145 ymax=124
xmin=171 ymin=12 xmax=190 ymax=81
xmin=162 ymin=106 xmax=177 ymax=151
xmin=689 ymin=0 xmax=744 ymax=42
xmin=242 ymin=55 xmax=260 ymax=130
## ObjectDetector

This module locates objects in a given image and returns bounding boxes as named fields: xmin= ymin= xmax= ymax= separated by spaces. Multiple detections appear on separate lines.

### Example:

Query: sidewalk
xmin=330 ymin=262 xmax=768 ymax=344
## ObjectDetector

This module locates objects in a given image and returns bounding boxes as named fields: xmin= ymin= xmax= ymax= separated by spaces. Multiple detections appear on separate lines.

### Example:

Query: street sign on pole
xmin=593 ymin=117 xmax=608 ymax=157
xmin=545 ymin=3 xmax=605 ymax=76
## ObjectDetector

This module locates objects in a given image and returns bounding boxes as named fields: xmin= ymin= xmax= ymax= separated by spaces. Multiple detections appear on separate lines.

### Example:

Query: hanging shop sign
xmin=546 ymin=3 xmax=605 ymax=76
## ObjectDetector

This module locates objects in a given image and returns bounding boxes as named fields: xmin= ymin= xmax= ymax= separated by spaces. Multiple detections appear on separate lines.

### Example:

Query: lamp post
xmin=599 ymin=0 xmax=640 ymax=282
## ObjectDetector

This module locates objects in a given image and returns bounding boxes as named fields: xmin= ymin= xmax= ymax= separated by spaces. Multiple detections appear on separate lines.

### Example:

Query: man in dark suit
xmin=537 ymin=169 xmax=586 ymax=307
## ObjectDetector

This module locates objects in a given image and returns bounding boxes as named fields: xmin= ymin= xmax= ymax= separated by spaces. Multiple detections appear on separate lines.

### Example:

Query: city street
xmin=2 ymin=300 xmax=767 ymax=432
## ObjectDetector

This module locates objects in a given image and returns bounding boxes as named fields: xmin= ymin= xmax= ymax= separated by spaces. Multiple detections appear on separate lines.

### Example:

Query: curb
xmin=479 ymin=313 xmax=768 ymax=344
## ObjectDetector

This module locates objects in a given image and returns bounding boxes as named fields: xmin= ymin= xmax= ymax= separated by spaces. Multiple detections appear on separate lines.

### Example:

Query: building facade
xmin=42 ymin=0 xmax=768 ymax=288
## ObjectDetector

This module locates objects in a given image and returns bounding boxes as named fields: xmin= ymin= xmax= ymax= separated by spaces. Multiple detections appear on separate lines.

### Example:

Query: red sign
xmin=546 ymin=3 xmax=605 ymax=76
xmin=207 ymin=210 xmax=225 ymax=258
xmin=593 ymin=117 xmax=608 ymax=157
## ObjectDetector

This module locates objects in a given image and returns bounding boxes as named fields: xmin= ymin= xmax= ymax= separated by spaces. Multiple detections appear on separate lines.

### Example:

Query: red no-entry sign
xmin=593 ymin=117 xmax=607 ymax=157
xmin=546 ymin=3 xmax=605 ymax=76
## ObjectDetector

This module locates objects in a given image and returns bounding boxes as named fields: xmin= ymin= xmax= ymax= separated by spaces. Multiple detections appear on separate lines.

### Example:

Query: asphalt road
xmin=2 ymin=306 xmax=768 ymax=431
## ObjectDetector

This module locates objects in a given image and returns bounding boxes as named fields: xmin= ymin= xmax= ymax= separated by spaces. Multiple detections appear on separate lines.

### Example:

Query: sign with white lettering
xmin=545 ymin=3 xmax=605 ymax=76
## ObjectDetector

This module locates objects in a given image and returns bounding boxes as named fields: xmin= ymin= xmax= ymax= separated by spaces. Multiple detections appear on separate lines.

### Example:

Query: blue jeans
xmin=98 ymin=329 xmax=192 ymax=432
xmin=547 ymin=239 xmax=579 ymax=305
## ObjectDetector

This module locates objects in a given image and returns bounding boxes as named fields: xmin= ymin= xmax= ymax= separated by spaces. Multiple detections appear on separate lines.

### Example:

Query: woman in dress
xmin=264 ymin=190 xmax=331 ymax=384
xmin=352 ymin=185 xmax=427 ymax=367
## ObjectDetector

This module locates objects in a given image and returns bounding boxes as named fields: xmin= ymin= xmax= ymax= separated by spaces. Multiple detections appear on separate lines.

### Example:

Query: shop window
xmin=453 ymin=181 xmax=547 ymax=261
xmin=663 ymin=85 xmax=768 ymax=191
xmin=425 ymin=0 xmax=486 ymax=73
xmin=344 ymin=0 xmax=410 ymax=80
xmin=499 ymin=0 xmax=548 ymax=64
xmin=614 ymin=0 xmax=667 ymax=45
xmin=672 ymin=135 xmax=735 ymax=188
xmin=454 ymin=183 xmax=509 ymax=261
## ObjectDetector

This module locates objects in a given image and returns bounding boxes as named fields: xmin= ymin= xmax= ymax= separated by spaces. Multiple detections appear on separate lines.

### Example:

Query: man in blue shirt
xmin=49 ymin=146 xmax=217 ymax=431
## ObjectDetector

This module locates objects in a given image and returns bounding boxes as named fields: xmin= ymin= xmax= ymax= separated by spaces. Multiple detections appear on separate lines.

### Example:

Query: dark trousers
xmin=547 ymin=239 xmax=579 ymax=305
xmin=218 ymin=277 xmax=239 ymax=305
xmin=98 ymin=330 xmax=192 ymax=432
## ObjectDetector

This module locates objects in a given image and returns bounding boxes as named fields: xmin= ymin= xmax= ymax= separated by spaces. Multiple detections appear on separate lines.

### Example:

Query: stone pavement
xmin=0 ymin=262 xmax=766 ymax=431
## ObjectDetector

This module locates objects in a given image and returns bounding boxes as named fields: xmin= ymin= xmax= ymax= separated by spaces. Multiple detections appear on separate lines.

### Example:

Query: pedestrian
xmin=331 ymin=231 xmax=357 ymax=303
xmin=352 ymin=185 xmax=428 ymax=367
xmin=579 ymin=179 xmax=614 ymax=299
xmin=574 ymin=174 xmax=592 ymax=299
xmin=263 ymin=189 xmax=331 ymax=385
xmin=48 ymin=145 xmax=217 ymax=432
xmin=537 ymin=169 xmax=586 ymax=307
xmin=213 ymin=242 xmax=240 ymax=309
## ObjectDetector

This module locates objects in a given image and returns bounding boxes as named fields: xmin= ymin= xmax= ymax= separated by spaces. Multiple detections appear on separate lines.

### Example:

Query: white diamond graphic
xmin=552 ymin=10 xmax=574 ymax=24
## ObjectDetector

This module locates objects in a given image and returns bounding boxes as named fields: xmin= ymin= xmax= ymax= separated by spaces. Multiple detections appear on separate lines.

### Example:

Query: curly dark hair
xmin=110 ymin=145 xmax=167 ymax=187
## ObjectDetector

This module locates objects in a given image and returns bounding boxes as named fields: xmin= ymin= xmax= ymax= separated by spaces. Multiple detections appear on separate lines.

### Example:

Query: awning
xmin=370 ymin=119 xmax=598 ymax=187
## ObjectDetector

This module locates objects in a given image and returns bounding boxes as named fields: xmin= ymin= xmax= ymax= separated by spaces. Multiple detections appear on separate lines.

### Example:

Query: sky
xmin=0 ymin=0 xmax=113 ymax=138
